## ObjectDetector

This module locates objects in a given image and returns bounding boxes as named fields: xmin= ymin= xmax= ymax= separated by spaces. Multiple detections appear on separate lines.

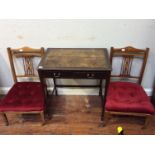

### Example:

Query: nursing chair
xmin=103 ymin=46 xmax=155 ymax=129
xmin=0 ymin=47 xmax=45 ymax=125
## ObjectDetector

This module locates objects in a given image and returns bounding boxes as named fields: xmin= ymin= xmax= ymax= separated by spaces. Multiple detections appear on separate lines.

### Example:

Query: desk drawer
xmin=73 ymin=71 xmax=106 ymax=79
xmin=38 ymin=70 xmax=71 ymax=78
xmin=38 ymin=70 xmax=108 ymax=79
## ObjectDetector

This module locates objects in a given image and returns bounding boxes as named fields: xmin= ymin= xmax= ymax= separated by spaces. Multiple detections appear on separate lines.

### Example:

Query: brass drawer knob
xmin=54 ymin=72 xmax=61 ymax=77
xmin=87 ymin=73 xmax=95 ymax=78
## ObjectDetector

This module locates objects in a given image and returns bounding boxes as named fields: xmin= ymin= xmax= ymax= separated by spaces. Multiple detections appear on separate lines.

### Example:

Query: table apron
xmin=38 ymin=70 xmax=110 ymax=79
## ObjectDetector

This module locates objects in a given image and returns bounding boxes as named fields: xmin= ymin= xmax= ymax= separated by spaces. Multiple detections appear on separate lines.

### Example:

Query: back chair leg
xmin=103 ymin=111 xmax=111 ymax=126
xmin=18 ymin=114 xmax=24 ymax=123
xmin=101 ymin=100 xmax=105 ymax=121
xmin=142 ymin=115 xmax=153 ymax=129
xmin=100 ymin=111 xmax=111 ymax=127
xmin=2 ymin=113 xmax=9 ymax=126
xmin=40 ymin=111 xmax=45 ymax=126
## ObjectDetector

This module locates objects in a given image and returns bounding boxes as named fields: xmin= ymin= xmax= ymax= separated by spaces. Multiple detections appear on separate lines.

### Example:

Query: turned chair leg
xmin=142 ymin=115 xmax=153 ymax=129
xmin=1 ymin=113 xmax=9 ymax=126
xmin=40 ymin=111 xmax=45 ymax=126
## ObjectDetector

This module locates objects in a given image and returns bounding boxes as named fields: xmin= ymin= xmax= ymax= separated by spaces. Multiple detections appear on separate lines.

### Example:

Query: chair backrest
xmin=110 ymin=46 xmax=149 ymax=85
xmin=8 ymin=47 xmax=44 ymax=83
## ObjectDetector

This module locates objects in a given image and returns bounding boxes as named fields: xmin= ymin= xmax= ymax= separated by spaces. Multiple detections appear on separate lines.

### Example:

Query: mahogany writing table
xmin=38 ymin=48 xmax=111 ymax=120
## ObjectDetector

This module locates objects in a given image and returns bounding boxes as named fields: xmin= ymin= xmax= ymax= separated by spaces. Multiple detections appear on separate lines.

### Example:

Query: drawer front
xmin=73 ymin=71 xmax=107 ymax=79
xmin=38 ymin=70 xmax=108 ymax=79
xmin=38 ymin=70 xmax=71 ymax=78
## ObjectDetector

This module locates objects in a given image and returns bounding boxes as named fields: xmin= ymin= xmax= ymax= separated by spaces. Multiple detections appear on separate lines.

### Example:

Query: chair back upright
xmin=7 ymin=47 xmax=44 ymax=83
xmin=110 ymin=46 xmax=149 ymax=85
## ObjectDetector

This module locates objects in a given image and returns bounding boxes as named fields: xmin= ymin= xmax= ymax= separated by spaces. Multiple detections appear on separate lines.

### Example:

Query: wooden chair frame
xmin=1 ymin=47 xmax=45 ymax=125
xmin=103 ymin=46 xmax=153 ymax=129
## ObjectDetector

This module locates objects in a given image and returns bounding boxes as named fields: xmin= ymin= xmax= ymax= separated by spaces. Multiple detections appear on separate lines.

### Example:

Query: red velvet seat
xmin=103 ymin=46 xmax=155 ymax=129
xmin=0 ymin=82 xmax=44 ymax=112
xmin=106 ymin=82 xmax=155 ymax=114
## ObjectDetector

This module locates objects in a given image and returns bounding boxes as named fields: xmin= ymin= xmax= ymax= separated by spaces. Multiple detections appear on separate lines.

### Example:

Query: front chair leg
xmin=142 ymin=115 xmax=153 ymax=129
xmin=40 ymin=111 xmax=45 ymax=126
xmin=2 ymin=113 xmax=9 ymax=126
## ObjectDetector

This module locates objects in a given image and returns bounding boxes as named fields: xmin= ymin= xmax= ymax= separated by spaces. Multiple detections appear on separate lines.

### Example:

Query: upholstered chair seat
xmin=106 ymin=82 xmax=155 ymax=114
xmin=0 ymin=82 xmax=45 ymax=112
